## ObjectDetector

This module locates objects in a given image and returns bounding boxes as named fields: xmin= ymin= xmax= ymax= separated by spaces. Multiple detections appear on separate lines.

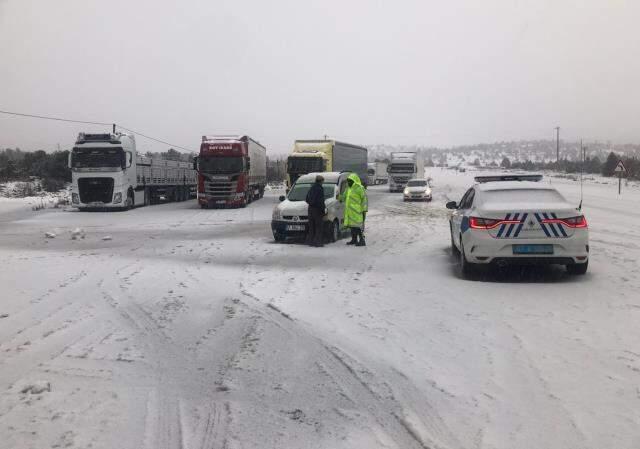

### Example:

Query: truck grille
xmin=204 ymin=180 xmax=237 ymax=198
xmin=78 ymin=177 xmax=114 ymax=203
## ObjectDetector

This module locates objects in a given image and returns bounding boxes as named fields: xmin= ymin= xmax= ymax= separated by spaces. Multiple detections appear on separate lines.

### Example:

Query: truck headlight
xmin=72 ymin=193 xmax=79 ymax=204
xmin=425 ymin=189 xmax=432 ymax=195
xmin=113 ymin=192 xmax=122 ymax=204
xmin=403 ymin=188 xmax=409 ymax=195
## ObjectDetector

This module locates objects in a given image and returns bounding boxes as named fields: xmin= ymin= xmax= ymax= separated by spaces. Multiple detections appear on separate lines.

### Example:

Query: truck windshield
xmin=287 ymin=183 xmax=335 ymax=201
xmin=287 ymin=157 xmax=324 ymax=174
xmin=389 ymin=163 xmax=415 ymax=173
xmin=72 ymin=147 xmax=124 ymax=168
xmin=199 ymin=156 xmax=243 ymax=174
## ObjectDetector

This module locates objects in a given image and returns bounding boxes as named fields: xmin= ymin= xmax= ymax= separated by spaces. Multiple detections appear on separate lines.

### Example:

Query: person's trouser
xmin=306 ymin=207 xmax=324 ymax=246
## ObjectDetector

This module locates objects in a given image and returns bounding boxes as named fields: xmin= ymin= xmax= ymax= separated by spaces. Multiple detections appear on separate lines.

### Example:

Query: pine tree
xmin=602 ymin=152 xmax=619 ymax=177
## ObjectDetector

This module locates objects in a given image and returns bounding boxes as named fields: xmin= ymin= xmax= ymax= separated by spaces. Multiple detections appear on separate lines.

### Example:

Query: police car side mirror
xmin=446 ymin=201 xmax=458 ymax=209
xmin=279 ymin=195 xmax=286 ymax=202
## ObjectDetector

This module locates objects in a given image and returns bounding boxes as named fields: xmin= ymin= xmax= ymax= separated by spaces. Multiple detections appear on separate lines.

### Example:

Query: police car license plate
xmin=512 ymin=244 xmax=554 ymax=255
xmin=286 ymin=225 xmax=305 ymax=231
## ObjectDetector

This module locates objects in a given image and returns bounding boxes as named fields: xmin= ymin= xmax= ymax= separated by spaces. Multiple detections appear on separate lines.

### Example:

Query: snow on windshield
xmin=287 ymin=183 xmax=335 ymax=201
xmin=407 ymin=180 xmax=427 ymax=187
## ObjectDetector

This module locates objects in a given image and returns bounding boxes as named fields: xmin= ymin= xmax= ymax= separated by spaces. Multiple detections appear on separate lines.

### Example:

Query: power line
xmin=116 ymin=125 xmax=195 ymax=153
xmin=0 ymin=109 xmax=196 ymax=153
xmin=0 ymin=109 xmax=111 ymax=126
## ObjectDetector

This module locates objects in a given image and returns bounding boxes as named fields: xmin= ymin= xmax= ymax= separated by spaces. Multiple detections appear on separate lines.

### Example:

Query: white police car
xmin=446 ymin=174 xmax=589 ymax=277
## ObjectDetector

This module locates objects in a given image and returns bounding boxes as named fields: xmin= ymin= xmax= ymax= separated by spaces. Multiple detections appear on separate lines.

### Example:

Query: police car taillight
xmin=542 ymin=215 xmax=587 ymax=228
xmin=469 ymin=217 xmax=520 ymax=229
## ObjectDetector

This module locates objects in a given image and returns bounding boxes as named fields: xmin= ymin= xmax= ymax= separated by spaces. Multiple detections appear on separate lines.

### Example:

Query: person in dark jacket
xmin=305 ymin=175 xmax=326 ymax=247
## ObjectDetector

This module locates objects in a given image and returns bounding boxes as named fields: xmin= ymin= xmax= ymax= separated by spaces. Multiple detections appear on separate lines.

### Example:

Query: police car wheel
xmin=450 ymin=224 xmax=460 ymax=256
xmin=459 ymin=238 xmax=476 ymax=278
xmin=566 ymin=261 xmax=588 ymax=275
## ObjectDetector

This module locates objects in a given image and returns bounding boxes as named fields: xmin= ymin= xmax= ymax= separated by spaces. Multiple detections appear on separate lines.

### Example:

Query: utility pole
xmin=554 ymin=126 xmax=560 ymax=162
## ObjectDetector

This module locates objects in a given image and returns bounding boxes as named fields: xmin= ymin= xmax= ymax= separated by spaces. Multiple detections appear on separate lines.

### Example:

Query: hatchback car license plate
xmin=286 ymin=225 xmax=305 ymax=231
xmin=512 ymin=244 xmax=554 ymax=255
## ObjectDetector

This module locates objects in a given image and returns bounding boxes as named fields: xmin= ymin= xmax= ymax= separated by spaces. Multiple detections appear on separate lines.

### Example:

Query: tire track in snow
xmin=238 ymin=248 xmax=464 ymax=448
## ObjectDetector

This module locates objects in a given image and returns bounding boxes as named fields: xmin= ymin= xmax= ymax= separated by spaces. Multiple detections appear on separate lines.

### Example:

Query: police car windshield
xmin=484 ymin=189 xmax=566 ymax=203
xmin=407 ymin=180 xmax=428 ymax=187
xmin=287 ymin=183 xmax=335 ymax=201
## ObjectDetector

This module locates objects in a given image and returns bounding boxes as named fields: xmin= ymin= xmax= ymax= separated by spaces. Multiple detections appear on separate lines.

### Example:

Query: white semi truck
xmin=367 ymin=161 xmax=389 ymax=185
xmin=387 ymin=152 xmax=424 ymax=192
xmin=69 ymin=132 xmax=197 ymax=210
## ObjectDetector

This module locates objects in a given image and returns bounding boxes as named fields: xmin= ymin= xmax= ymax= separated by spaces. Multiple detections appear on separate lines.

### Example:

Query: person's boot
xmin=356 ymin=234 xmax=366 ymax=246
xmin=346 ymin=231 xmax=357 ymax=245
xmin=346 ymin=239 xmax=356 ymax=245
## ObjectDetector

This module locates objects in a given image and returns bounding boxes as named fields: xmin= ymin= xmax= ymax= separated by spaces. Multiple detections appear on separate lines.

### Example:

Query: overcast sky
xmin=1 ymin=0 xmax=639 ymax=154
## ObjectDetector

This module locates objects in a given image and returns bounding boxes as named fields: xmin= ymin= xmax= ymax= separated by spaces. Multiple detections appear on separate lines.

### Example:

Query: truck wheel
xmin=125 ymin=190 xmax=134 ymax=210
xmin=566 ymin=261 xmax=588 ymax=275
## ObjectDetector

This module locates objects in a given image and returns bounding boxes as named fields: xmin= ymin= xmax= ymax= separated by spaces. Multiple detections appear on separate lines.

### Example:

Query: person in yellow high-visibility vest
xmin=340 ymin=173 xmax=368 ymax=246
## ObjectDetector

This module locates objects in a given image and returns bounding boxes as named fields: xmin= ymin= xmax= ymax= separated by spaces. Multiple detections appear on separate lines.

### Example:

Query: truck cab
xmin=69 ymin=133 xmax=137 ymax=209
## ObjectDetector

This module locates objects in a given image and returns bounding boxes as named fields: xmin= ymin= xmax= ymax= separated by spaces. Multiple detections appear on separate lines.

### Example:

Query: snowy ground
xmin=1 ymin=170 xmax=640 ymax=449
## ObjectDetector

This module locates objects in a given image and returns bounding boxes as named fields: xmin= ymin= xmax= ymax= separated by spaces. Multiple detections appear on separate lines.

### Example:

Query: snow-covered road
xmin=1 ymin=170 xmax=640 ymax=449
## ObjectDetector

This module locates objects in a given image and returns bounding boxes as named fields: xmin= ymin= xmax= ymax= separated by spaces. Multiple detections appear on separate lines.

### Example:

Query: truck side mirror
xmin=68 ymin=152 xmax=72 ymax=169
xmin=246 ymin=158 xmax=251 ymax=170
xmin=127 ymin=152 xmax=132 ymax=168
xmin=446 ymin=201 xmax=458 ymax=209
xmin=193 ymin=156 xmax=198 ymax=171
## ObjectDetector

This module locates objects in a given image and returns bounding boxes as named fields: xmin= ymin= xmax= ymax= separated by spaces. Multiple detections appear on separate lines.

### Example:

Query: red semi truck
xmin=195 ymin=135 xmax=267 ymax=208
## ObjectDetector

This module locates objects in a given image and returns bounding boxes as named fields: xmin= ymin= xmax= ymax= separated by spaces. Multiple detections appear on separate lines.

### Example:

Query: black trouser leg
xmin=308 ymin=207 xmax=324 ymax=246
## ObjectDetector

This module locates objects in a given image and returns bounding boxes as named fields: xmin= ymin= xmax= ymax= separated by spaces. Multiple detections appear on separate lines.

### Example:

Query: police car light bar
xmin=474 ymin=174 xmax=543 ymax=183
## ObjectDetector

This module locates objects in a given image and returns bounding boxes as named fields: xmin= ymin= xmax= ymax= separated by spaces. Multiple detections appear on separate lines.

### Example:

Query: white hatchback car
xmin=447 ymin=174 xmax=589 ymax=277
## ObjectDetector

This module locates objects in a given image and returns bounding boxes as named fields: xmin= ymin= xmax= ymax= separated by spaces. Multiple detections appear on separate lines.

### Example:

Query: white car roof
xmin=296 ymin=172 xmax=346 ymax=184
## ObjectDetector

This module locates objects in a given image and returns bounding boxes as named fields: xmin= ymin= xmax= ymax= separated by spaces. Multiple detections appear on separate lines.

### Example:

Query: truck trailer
xmin=195 ymin=135 xmax=267 ymax=208
xmin=388 ymin=152 xmax=424 ymax=192
xmin=286 ymin=140 xmax=368 ymax=188
xmin=69 ymin=132 xmax=196 ymax=210
xmin=367 ymin=161 xmax=389 ymax=185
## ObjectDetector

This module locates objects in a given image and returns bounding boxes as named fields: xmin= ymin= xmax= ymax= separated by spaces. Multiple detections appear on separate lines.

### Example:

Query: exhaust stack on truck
xmin=195 ymin=135 xmax=267 ymax=208
xmin=69 ymin=132 xmax=196 ymax=210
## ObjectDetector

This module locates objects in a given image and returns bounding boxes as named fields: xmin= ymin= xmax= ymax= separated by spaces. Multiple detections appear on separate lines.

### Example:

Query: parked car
xmin=271 ymin=172 xmax=351 ymax=243
xmin=403 ymin=178 xmax=432 ymax=202
xmin=447 ymin=174 xmax=589 ymax=277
